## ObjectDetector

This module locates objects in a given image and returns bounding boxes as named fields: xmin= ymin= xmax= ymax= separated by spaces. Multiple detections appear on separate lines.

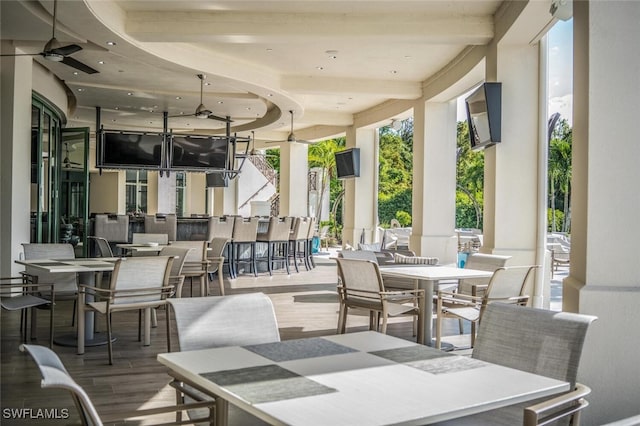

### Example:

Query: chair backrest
xmin=168 ymin=293 xmax=281 ymax=352
xmin=20 ymin=344 xmax=103 ymax=426
xmin=109 ymin=256 xmax=173 ymax=305
xmin=206 ymin=216 xmax=235 ymax=241
xmin=472 ymin=303 xmax=597 ymax=388
xmin=21 ymin=243 xmax=78 ymax=294
xmin=264 ymin=216 xmax=293 ymax=241
xmin=335 ymin=258 xmax=385 ymax=308
xmin=319 ymin=225 xmax=330 ymax=238
xmin=232 ymin=217 xmax=259 ymax=243
xmin=94 ymin=214 xmax=129 ymax=243
xmin=169 ymin=240 xmax=207 ymax=263
xmin=132 ymin=233 xmax=169 ymax=245
xmin=144 ymin=214 xmax=177 ymax=242
xmin=483 ymin=265 xmax=538 ymax=301
xmin=458 ymin=253 xmax=512 ymax=294
xmin=88 ymin=236 xmax=114 ymax=257
xmin=290 ymin=217 xmax=310 ymax=241
xmin=159 ymin=246 xmax=191 ymax=277
xmin=306 ymin=216 xmax=316 ymax=239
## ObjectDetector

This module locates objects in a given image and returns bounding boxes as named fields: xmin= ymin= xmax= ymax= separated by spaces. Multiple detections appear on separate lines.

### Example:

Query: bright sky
xmin=456 ymin=19 xmax=573 ymax=125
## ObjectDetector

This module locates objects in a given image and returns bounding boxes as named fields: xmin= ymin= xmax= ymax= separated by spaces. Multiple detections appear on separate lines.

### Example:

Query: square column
xmin=482 ymin=43 xmax=541 ymax=267
xmin=410 ymin=100 xmax=458 ymax=262
xmin=566 ymin=2 xmax=640 ymax=423
xmin=342 ymin=127 xmax=378 ymax=247
xmin=0 ymin=46 xmax=33 ymax=276
xmin=278 ymin=142 xmax=308 ymax=216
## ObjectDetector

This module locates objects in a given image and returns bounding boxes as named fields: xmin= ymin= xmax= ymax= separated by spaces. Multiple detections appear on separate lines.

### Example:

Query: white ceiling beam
xmin=282 ymin=76 xmax=421 ymax=99
xmin=125 ymin=11 xmax=493 ymax=45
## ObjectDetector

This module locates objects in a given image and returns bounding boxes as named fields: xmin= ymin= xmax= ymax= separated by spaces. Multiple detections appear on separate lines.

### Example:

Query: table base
xmin=54 ymin=333 xmax=115 ymax=347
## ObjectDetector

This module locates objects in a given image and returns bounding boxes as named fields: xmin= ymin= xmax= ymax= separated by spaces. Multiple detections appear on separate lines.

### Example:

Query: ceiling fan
xmin=266 ymin=110 xmax=314 ymax=145
xmin=170 ymin=74 xmax=233 ymax=123
xmin=62 ymin=142 xmax=83 ymax=170
xmin=0 ymin=0 xmax=98 ymax=74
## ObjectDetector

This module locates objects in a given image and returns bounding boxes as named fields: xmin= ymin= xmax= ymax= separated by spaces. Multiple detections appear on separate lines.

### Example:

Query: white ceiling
xmin=1 ymin=0 xmax=505 ymax=144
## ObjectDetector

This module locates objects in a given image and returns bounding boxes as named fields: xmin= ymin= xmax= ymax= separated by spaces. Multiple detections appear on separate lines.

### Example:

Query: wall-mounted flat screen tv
xmin=335 ymin=148 xmax=360 ymax=179
xmin=99 ymin=131 xmax=164 ymax=169
xmin=206 ymin=172 xmax=229 ymax=187
xmin=465 ymin=82 xmax=502 ymax=150
xmin=170 ymin=135 xmax=229 ymax=170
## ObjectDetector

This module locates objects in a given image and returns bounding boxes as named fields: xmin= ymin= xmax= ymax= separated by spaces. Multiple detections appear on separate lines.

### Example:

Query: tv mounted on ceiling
xmin=465 ymin=82 xmax=502 ymax=150
xmin=206 ymin=172 xmax=229 ymax=187
xmin=98 ymin=131 xmax=164 ymax=169
xmin=335 ymin=148 xmax=360 ymax=179
xmin=170 ymin=134 xmax=229 ymax=171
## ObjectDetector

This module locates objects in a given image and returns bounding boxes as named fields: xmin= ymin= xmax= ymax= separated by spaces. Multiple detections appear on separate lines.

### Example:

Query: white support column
xmin=0 ymin=45 xmax=33 ymax=276
xmin=482 ymin=43 xmax=541 ymax=271
xmin=342 ymin=127 xmax=378 ymax=248
xmin=410 ymin=100 xmax=458 ymax=262
xmin=211 ymin=179 xmax=238 ymax=216
xmin=567 ymin=2 xmax=640 ymax=423
xmin=157 ymin=173 xmax=176 ymax=214
xmin=278 ymin=142 xmax=308 ymax=216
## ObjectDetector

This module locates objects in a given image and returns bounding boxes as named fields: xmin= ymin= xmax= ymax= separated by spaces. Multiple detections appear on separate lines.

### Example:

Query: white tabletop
xmin=15 ymin=258 xmax=118 ymax=273
xmin=158 ymin=331 xmax=569 ymax=426
xmin=378 ymin=266 xmax=493 ymax=344
xmin=116 ymin=243 xmax=164 ymax=253
xmin=379 ymin=265 xmax=493 ymax=281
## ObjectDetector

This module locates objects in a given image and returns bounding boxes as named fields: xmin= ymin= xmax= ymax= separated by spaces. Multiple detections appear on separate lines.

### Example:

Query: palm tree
xmin=308 ymin=139 xmax=343 ymax=224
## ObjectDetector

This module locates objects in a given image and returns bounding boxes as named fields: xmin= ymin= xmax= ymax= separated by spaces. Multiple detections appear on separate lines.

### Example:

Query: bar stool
xmin=144 ymin=213 xmax=177 ymax=242
xmin=94 ymin=214 xmax=129 ymax=255
xmin=230 ymin=217 xmax=260 ymax=278
xmin=288 ymin=217 xmax=311 ymax=273
xmin=256 ymin=216 xmax=292 ymax=275
xmin=206 ymin=216 xmax=235 ymax=278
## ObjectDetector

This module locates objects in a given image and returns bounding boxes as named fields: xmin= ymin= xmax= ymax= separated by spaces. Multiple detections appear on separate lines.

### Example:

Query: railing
xmin=248 ymin=155 xmax=278 ymax=186
xmin=270 ymin=193 xmax=280 ymax=217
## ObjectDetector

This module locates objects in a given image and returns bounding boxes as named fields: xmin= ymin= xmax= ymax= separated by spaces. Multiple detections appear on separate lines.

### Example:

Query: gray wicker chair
xmin=168 ymin=294 xmax=280 ymax=425
xmin=20 ymin=344 xmax=215 ymax=425
xmin=433 ymin=303 xmax=597 ymax=426
xmin=77 ymin=256 xmax=174 ymax=364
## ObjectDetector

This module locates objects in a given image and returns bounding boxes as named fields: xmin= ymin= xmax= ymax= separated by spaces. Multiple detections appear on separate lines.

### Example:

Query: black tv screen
xmin=100 ymin=131 xmax=164 ymax=168
xmin=206 ymin=172 xmax=229 ymax=187
xmin=171 ymin=135 xmax=229 ymax=170
xmin=335 ymin=148 xmax=360 ymax=179
xmin=465 ymin=82 xmax=502 ymax=150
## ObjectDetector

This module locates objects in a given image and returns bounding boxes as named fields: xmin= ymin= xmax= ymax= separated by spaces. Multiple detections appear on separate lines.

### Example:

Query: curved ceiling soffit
xmin=81 ymin=0 xmax=302 ymax=132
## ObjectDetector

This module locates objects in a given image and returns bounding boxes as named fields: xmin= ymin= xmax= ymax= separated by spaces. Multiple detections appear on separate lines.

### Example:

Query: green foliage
xmin=378 ymin=120 xmax=413 ymax=224
xmin=395 ymin=210 xmax=412 ymax=226
xmin=378 ymin=188 xmax=412 ymax=226
xmin=266 ymin=148 xmax=280 ymax=172
xmin=456 ymin=121 xmax=484 ymax=229
xmin=548 ymin=118 xmax=572 ymax=232
xmin=547 ymin=208 xmax=565 ymax=232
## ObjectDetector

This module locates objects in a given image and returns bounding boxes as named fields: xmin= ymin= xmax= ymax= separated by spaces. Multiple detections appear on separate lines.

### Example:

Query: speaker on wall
xmin=206 ymin=173 xmax=229 ymax=187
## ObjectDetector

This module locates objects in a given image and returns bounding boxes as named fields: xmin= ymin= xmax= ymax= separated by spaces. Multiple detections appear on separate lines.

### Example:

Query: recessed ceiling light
xmin=326 ymin=50 xmax=338 ymax=55
xmin=218 ymin=101 xmax=224 ymax=104
xmin=112 ymin=119 xmax=117 ymax=122
xmin=73 ymin=71 xmax=78 ymax=75
xmin=266 ymin=48 xmax=273 ymax=52
xmin=176 ymin=96 xmax=181 ymax=100
xmin=127 ymin=92 xmax=133 ymax=96
xmin=106 ymin=41 xmax=116 ymax=46
xmin=390 ymin=70 xmax=398 ymax=74
xmin=149 ymin=121 xmax=153 ymax=124
xmin=153 ymin=105 xmax=158 ymax=108
xmin=246 ymin=107 xmax=251 ymax=110
xmin=179 ymin=112 xmax=184 ymax=115
xmin=316 ymin=66 xmax=324 ymax=70
xmin=98 ymin=60 xmax=105 ymax=65
xmin=77 ymin=88 xmax=84 ymax=92
xmin=204 ymin=82 xmax=211 ymax=86
xmin=114 ymin=106 xmax=119 ymax=110
xmin=267 ymin=93 xmax=273 ymax=97
xmin=404 ymin=55 xmax=412 ymax=59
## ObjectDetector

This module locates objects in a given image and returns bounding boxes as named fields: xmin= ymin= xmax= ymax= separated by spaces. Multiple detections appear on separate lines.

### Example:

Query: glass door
xmin=31 ymin=100 xmax=61 ymax=244
xmin=60 ymin=128 xmax=90 ymax=257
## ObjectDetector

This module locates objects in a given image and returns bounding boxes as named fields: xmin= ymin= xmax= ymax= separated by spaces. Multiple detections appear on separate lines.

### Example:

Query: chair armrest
xmin=523 ymin=383 xmax=590 ymax=426
xmin=437 ymin=290 xmax=483 ymax=306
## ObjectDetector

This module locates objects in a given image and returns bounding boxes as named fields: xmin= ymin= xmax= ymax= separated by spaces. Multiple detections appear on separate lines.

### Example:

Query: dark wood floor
xmin=1 ymin=253 xmax=461 ymax=425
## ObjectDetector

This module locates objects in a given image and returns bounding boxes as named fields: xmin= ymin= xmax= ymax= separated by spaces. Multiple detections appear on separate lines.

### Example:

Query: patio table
xmin=158 ymin=331 xmax=569 ymax=426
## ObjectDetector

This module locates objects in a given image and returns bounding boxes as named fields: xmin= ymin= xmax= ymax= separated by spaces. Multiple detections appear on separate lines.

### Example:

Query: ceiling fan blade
xmin=50 ymin=44 xmax=82 ymax=56
xmin=0 ymin=53 xmax=43 ymax=57
xmin=167 ymin=113 xmax=196 ymax=118
xmin=207 ymin=114 xmax=233 ymax=123
xmin=61 ymin=56 xmax=99 ymax=74
xmin=296 ymin=139 xmax=316 ymax=145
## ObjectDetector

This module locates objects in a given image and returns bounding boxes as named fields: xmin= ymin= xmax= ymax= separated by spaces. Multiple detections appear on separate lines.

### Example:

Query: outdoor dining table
xmin=158 ymin=331 xmax=569 ymax=426
xmin=378 ymin=265 xmax=493 ymax=345
xmin=115 ymin=243 xmax=165 ymax=256
xmin=15 ymin=257 xmax=118 ymax=353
